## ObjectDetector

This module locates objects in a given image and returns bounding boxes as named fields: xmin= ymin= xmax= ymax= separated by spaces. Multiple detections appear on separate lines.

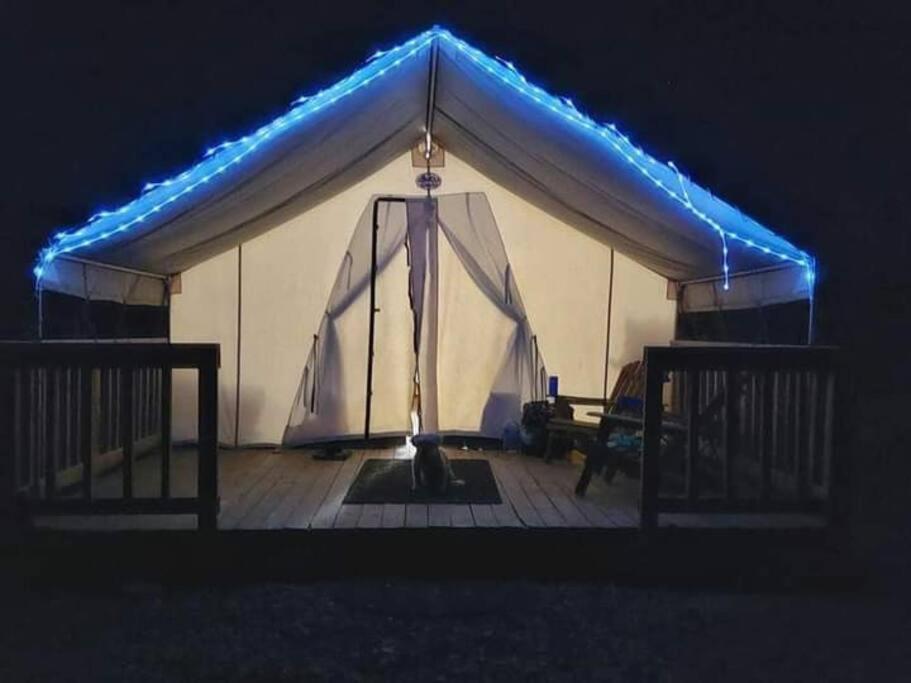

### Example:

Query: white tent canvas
xmin=34 ymin=28 xmax=815 ymax=447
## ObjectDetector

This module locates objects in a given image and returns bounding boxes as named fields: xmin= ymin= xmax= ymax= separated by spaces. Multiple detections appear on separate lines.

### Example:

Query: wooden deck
xmin=33 ymin=447 xmax=825 ymax=532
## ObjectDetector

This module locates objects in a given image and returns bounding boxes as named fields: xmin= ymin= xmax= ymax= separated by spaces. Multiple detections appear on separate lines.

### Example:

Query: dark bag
xmin=520 ymin=400 xmax=573 ymax=457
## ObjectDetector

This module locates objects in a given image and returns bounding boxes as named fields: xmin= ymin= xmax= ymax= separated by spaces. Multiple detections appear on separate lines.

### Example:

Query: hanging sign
xmin=415 ymin=171 xmax=442 ymax=191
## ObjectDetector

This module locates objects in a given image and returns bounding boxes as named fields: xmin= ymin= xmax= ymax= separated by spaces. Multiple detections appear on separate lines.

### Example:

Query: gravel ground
xmin=1 ymin=576 xmax=908 ymax=682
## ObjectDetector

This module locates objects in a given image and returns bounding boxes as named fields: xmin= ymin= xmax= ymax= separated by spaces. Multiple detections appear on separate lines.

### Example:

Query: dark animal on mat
xmin=411 ymin=433 xmax=460 ymax=495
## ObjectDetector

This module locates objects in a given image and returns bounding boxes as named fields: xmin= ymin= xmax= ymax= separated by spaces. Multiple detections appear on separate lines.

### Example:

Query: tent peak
xmin=34 ymin=26 xmax=815 ymax=293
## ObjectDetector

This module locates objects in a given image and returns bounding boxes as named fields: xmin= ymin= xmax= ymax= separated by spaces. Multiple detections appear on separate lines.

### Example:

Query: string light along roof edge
xmin=34 ymin=27 xmax=815 ymax=291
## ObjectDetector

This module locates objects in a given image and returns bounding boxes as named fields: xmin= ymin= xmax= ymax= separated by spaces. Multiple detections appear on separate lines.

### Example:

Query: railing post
xmin=197 ymin=355 xmax=219 ymax=531
xmin=639 ymin=352 xmax=664 ymax=533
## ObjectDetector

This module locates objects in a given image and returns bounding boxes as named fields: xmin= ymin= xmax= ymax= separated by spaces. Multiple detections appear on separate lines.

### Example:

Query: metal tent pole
xmin=364 ymin=197 xmax=407 ymax=441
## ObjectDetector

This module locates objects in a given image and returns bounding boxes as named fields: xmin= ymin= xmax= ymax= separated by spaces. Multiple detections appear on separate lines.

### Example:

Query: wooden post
xmin=80 ymin=366 xmax=94 ymax=500
xmin=639 ymin=354 xmax=664 ymax=532
xmin=160 ymin=366 xmax=172 ymax=499
xmin=121 ymin=368 xmax=134 ymax=499
xmin=197 ymin=359 xmax=219 ymax=531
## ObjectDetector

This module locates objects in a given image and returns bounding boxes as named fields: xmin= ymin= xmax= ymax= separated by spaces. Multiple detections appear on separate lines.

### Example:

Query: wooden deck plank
xmin=235 ymin=453 xmax=312 ymax=529
xmin=509 ymin=456 xmax=568 ymax=527
xmin=381 ymin=504 xmax=406 ymax=528
xmin=357 ymin=503 xmax=384 ymax=529
xmin=522 ymin=459 xmax=591 ymax=528
xmin=405 ymin=504 xmax=428 ymax=528
xmin=309 ymin=451 xmax=365 ymax=529
xmin=264 ymin=466 xmax=320 ymax=529
xmin=218 ymin=451 xmax=275 ymax=509
xmin=488 ymin=456 xmax=542 ymax=527
xmin=525 ymin=458 xmax=617 ymax=528
xmin=450 ymin=504 xmax=475 ymax=528
xmin=540 ymin=455 xmax=640 ymax=528
xmin=469 ymin=504 xmax=497 ymax=527
xmin=237 ymin=477 xmax=294 ymax=529
xmin=218 ymin=453 xmax=285 ymax=529
xmin=333 ymin=504 xmax=363 ymax=528
xmin=540 ymin=465 xmax=620 ymax=528
xmin=284 ymin=460 xmax=343 ymax=530
xmin=427 ymin=504 xmax=452 ymax=527
xmin=490 ymin=502 xmax=524 ymax=527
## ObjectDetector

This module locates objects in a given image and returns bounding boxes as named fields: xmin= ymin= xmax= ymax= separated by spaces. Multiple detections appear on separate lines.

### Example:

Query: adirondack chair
xmin=544 ymin=361 xmax=687 ymax=495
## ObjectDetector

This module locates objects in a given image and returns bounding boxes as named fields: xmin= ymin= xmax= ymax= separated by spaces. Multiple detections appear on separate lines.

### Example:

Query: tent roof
xmin=35 ymin=27 xmax=814 ymax=289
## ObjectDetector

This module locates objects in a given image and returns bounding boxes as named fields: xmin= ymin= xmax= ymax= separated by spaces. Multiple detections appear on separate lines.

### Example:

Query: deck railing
xmin=0 ymin=342 xmax=220 ymax=530
xmin=640 ymin=344 xmax=841 ymax=531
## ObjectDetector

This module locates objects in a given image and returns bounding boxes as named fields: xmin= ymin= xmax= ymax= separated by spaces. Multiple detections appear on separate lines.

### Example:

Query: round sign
xmin=416 ymin=172 xmax=442 ymax=191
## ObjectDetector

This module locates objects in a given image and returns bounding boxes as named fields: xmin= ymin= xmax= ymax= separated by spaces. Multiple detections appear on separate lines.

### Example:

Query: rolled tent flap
xmin=678 ymin=264 xmax=812 ymax=313
xmin=435 ymin=193 xmax=547 ymax=436
xmin=283 ymin=192 xmax=547 ymax=446
xmin=39 ymin=256 xmax=168 ymax=307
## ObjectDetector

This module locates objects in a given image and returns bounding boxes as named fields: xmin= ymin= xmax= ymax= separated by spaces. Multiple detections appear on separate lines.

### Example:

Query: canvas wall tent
xmin=35 ymin=28 xmax=816 ymax=447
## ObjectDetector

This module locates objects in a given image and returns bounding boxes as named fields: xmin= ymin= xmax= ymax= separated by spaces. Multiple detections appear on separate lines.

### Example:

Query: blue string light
xmin=35 ymin=27 xmax=815 ymax=292
xmin=34 ymin=29 xmax=439 ymax=279
xmin=434 ymin=29 xmax=814 ymax=288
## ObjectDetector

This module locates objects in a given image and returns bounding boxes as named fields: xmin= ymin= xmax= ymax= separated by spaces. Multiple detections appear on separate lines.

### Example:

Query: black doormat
xmin=344 ymin=459 xmax=502 ymax=505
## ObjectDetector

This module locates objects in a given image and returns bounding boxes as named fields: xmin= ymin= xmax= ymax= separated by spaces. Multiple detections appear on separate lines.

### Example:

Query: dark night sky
xmin=1 ymin=1 xmax=909 ymax=380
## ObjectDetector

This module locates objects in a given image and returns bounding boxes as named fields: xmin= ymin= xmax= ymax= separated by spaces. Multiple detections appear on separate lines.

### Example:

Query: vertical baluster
xmin=135 ymin=368 xmax=143 ymax=441
xmin=198 ymin=360 xmax=219 ymax=531
xmin=121 ymin=367 xmax=134 ymax=499
xmin=822 ymin=370 xmax=836 ymax=505
xmin=28 ymin=369 xmax=37 ymax=494
xmin=685 ymin=369 xmax=700 ymax=503
xmin=112 ymin=368 xmax=119 ymax=451
xmin=62 ymin=368 xmax=71 ymax=469
xmin=639 ymin=356 xmax=663 ymax=532
xmin=723 ymin=369 xmax=738 ymax=500
xmin=794 ymin=371 xmax=808 ymax=501
xmin=752 ymin=373 xmax=761 ymax=462
xmin=13 ymin=370 xmax=23 ymax=494
xmin=44 ymin=368 xmax=58 ymax=499
xmin=760 ymin=370 xmax=773 ymax=503
xmin=1 ymin=368 xmax=17 ymax=502
xmin=80 ymin=366 xmax=94 ymax=499
xmin=143 ymin=368 xmax=158 ymax=436
xmin=152 ymin=368 xmax=161 ymax=434
xmin=101 ymin=368 xmax=109 ymax=454
xmin=160 ymin=366 xmax=172 ymax=499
